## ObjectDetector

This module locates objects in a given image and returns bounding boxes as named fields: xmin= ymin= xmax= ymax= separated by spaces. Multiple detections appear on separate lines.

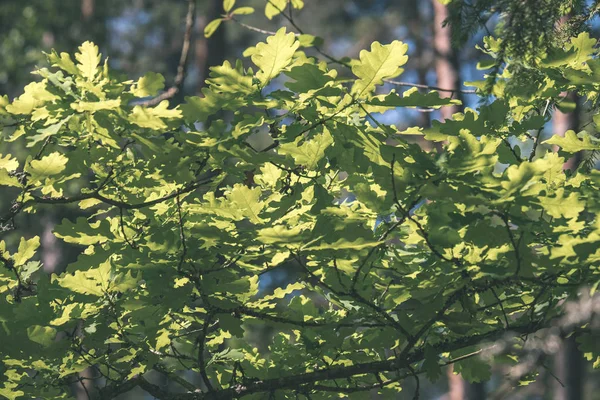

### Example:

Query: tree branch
xmin=138 ymin=0 xmax=196 ymax=106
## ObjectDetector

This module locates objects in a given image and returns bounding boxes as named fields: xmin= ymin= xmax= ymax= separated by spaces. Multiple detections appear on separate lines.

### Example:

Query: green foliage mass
xmin=1 ymin=4 xmax=600 ymax=399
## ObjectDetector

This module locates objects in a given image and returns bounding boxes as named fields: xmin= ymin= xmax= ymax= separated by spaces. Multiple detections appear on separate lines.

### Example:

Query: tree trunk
xmin=552 ymin=92 xmax=584 ymax=400
xmin=408 ymin=0 xmax=432 ymax=129
xmin=81 ymin=0 xmax=94 ymax=20
xmin=447 ymin=365 xmax=466 ymax=400
xmin=432 ymin=0 xmax=462 ymax=121
xmin=433 ymin=2 xmax=485 ymax=398
xmin=553 ymin=92 xmax=582 ymax=170
xmin=468 ymin=380 xmax=486 ymax=400
xmin=553 ymin=336 xmax=585 ymax=400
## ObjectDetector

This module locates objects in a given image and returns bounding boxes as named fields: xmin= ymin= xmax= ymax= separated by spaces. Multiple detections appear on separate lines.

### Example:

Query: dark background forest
xmin=0 ymin=0 xmax=598 ymax=399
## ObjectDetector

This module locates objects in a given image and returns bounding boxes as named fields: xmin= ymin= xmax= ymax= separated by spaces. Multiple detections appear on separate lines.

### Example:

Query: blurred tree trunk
xmin=432 ymin=5 xmax=463 ymax=397
xmin=468 ymin=381 xmax=486 ymax=400
xmin=409 ymin=0 xmax=432 ymax=129
xmin=551 ymin=12 xmax=585 ymax=400
xmin=553 ymin=92 xmax=582 ymax=170
xmin=432 ymin=0 xmax=462 ymax=121
xmin=433 ymin=2 xmax=485 ymax=398
xmin=447 ymin=366 xmax=466 ymax=400
xmin=552 ymin=94 xmax=584 ymax=400
xmin=81 ymin=0 xmax=94 ymax=20
xmin=553 ymin=336 xmax=585 ymax=400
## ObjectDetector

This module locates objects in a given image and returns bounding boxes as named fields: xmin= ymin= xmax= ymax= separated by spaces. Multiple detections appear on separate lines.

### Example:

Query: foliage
xmin=443 ymin=0 xmax=599 ymax=91
xmin=1 ymin=2 xmax=600 ymax=399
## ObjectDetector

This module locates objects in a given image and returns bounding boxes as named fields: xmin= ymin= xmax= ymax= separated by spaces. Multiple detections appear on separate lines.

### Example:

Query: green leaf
xmin=423 ymin=346 xmax=443 ymax=381
xmin=131 ymin=72 xmax=165 ymax=97
xmin=155 ymin=328 xmax=171 ymax=350
xmin=368 ymin=88 xmax=461 ymax=108
xmin=223 ymin=0 xmax=236 ymax=12
xmin=304 ymin=238 xmax=382 ymax=252
xmin=71 ymin=99 xmax=121 ymax=112
xmin=231 ymin=7 xmax=254 ymax=15
xmin=27 ymin=325 xmax=57 ymax=347
xmin=204 ymin=19 xmax=222 ymax=38
xmin=5 ymin=27 xmax=600 ymax=400
xmin=13 ymin=237 xmax=40 ymax=267
xmin=285 ymin=64 xmax=333 ymax=93
xmin=453 ymin=356 xmax=492 ymax=383
xmin=538 ymin=188 xmax=585 ymax=220
xmin=26 ymin=152 xmax=68 ymax=181
xmin=265 ymin=0 xmax=287 ymax=19
xmin=257 ymin=225 xmax=304 ymax=244
xmin=279 ymin=129 xmax=333 ymax=169
xmin=28 ymin=117 xmax=71 ymax=147
xmin=47 ymin=50 xmax=78 ymax=75
xmin=226 ymin=184 xmax=267 ymax=224
xmin=19 ymin=261 xmax=42 ymax=282
xmin=251 ymin=27 xmax=299 ymax=85
xmin=6 ymin=81 xmax=57 ymax=115
xmin=351 ymin=41 xmax=408 ymax=97
xmin=569 ymin=32 xmax=597 ymax=66
xmin=0 ymin=154 xmax=19 ymax=171
xmin=0 ymin=170 xmax=20 ymax=187
xmin=0 ymin=383 xmax=24 ymax=400
xmin=129 ymin=100 xmax=182 ymax=129
xmin=297 ymin=34 xmax=324 ymax=48
xmin=112 ymin=270 xmax=140 ymax=293
xmin=75 ymin=41 xmax=101 ymax=81
xmin=543 ymin=130 xmax=600 ymax=152
xmin=55 ymin=259 xmax=112 ymax=296
xmin=53 ymin=217 xmax=113 ymax=245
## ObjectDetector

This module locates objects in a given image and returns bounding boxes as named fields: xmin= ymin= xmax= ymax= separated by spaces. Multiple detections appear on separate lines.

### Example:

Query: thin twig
xmin=138 ymin=0 xmax=196 ymax=106
xmin=384 ymin=78 xmax=477 ymax=95
xmin=528 ymin=99 xmax=551 ymax=162
xmin=118 ymin=207 xmax=138 ymax=249
xmin=176 ymin=193 xmax=187 ymax=272
xmin=490 ymin=286 xmax=510 ymax=329
xmin=197 ymin=313 xmax=215 ymax=392
xmin=407 ymin=364 xmax=420 ymax=400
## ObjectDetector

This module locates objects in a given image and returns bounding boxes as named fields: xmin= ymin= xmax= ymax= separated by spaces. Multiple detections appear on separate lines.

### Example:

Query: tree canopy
xmin=1 ymin=1 xmax=600 ymax=399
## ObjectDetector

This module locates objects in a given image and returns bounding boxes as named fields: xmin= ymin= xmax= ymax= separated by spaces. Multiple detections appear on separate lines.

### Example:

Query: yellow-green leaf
xmin=351 ymin=41 xmax=408 ymax=97
xmin=131 ymin=72 xmax=165 ymax=97
xmin=543 ymin=130 xmax=600 ymax=153
xmin=204 ymin=19 xmax=222 ymax=38
xmin=251 ymin=27 xmax=299 ymax=85
xmin=0 ymin=154 xmax=18 ymax=171
xmin=227 ymin=184 xmax=267 ymax=224
xmin=232 ymin=7 xmax=254 ymax=15
xmin=55 ymin=259 xmax=112 ymax=296
xmin=26 ymin=152 xmax=68 ymax=181
xmin=13 ymin=236 xmax=40 ymax=267
xmin=75 ymin=41 xmax=101 ymax=81
xmin=47 ymin=50 xmax=78 ymax=75
xmin=71 ymin=99 xmax=121 ymax=112
xmin=27 ymin=325 xmax=57 ymax=347
xmin=129 ymin=100 xmax=182 ymax=129
xmin=0 ymin=170 xmax=20 ymax=187
xmin=265 ymin=0 xmax=287 ymax=19
xmin=223 ymin=0 xmax=236 ymax=12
